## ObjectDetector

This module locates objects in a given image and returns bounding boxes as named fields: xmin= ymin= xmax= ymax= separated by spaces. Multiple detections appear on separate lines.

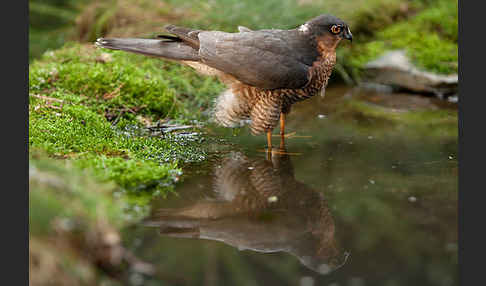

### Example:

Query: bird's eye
xmin=330 ymin=25 xmax=341 ymax=34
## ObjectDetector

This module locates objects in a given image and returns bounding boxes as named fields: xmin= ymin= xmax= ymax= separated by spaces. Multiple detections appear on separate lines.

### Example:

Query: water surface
xmin=124 ymin=86 xmax=458 ymax=286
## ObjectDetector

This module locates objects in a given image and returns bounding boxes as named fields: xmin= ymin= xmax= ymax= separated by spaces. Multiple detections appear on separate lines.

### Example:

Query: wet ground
xmin=122 ymin=86 xmax=458 ymax=286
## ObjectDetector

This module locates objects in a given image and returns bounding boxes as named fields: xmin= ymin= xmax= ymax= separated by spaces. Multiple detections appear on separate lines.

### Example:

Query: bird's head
xmin=299 ymin=14 xmax=352 ymax=52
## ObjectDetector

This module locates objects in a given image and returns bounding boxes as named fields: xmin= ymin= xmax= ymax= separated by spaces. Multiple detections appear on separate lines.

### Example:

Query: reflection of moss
xmin=341 ymin=0 xmax=458 ymax=77
xmin=332 ymin=99 xmax=457 ymax=138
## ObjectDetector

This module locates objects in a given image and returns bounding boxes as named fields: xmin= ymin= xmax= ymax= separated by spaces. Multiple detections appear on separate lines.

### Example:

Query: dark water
xmin=124 ymin=87 xmax=458 ymax=286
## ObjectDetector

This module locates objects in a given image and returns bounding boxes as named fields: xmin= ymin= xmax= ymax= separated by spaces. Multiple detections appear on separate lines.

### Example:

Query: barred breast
xmin=212 ymin=54 xmax=336 ymax=135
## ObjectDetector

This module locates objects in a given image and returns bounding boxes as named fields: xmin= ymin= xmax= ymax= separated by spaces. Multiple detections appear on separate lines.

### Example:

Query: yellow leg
xmin=267 ymin=131 xmax=272 ymax=149
xmin=280 ymin=113 xmax=286 ymax=136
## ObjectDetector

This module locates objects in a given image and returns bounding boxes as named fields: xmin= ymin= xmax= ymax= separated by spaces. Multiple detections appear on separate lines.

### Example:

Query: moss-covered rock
xmin=340 ymin=0 xmax=458 ymax=80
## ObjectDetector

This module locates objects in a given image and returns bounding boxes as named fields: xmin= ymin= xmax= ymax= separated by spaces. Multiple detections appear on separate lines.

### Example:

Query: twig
xmin=103 ymin=84 xmax=125 ymax=100
xmin=29 ymin=94 xmax=64 ymax=103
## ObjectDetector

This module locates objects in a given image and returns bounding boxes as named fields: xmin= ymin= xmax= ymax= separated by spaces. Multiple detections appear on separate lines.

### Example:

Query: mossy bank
xmin=29 ymin=42 xmax=224 ymax=283
xmin=29 ymin=43 xmax=224 ymax=198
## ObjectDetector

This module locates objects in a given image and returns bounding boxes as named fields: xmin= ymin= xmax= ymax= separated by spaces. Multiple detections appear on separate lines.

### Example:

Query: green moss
xmin=346 ymin=0 xmax=421 ymax=37
xmin=29 ymin=42 xmax=218 ymax=198
xmin=339 ymin=41 xmax=387 ymax=81
xmin=341 ymin=0 xmax=458 ymax=77
xmin=30 ymin=45 xmax=177 ymax=119
xmin=377 ymin=0 xmax=458 ymax=73
xmin=30 ymin=43 xmax=223 ymax=118
xmin=75 ymin=155 xmax=179 ymax=191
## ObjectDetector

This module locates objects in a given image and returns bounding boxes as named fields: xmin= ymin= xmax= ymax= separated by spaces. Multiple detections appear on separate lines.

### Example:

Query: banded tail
xmin=95 ymin=24 xmax=203 ymax=61
xmin=95 ymin=37 xmax=200 ymax=61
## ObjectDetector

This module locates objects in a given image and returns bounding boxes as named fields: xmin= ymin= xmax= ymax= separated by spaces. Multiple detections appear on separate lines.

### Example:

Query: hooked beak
xmin=343 ymin=27 xmax=353 ymax=42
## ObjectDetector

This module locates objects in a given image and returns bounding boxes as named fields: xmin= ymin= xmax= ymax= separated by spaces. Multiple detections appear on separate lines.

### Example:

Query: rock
xmin=362 ymin=50 xmax=458 ymax=99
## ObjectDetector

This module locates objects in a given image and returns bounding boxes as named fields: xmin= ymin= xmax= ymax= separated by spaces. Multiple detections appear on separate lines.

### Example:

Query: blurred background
xmin=29 ymin=0 xmax=458 ymax=88
xmin=29 ymin=1 xmax=458 ymax=285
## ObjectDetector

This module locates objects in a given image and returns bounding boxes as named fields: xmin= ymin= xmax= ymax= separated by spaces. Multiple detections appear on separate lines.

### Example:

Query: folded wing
xmin=197 ymin=29 xmax=319 ymax=90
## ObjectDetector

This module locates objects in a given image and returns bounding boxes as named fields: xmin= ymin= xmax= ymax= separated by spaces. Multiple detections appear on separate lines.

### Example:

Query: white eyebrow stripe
xmin=298 ymin=23 xmax=310 ymax=33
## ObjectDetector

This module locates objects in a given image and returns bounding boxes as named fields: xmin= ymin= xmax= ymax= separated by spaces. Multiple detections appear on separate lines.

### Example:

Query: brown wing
xmin=163 ymin=25 xmax=201 ymax=49
xmin=197 ymin=29 xmax=319 ymax=90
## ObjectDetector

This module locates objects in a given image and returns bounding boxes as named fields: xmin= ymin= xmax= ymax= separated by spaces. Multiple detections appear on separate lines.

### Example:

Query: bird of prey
xmin=95 ymin=14 xmax=352 ymax=149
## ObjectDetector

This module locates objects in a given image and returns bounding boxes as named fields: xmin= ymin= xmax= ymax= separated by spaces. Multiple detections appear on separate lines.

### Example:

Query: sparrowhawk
xmin=95 ymin=14 xmax=352 ymax=148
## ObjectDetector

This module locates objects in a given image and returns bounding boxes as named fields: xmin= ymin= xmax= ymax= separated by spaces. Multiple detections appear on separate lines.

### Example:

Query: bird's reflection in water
xmin=144 ymin=146 xmax=348 ymax=275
